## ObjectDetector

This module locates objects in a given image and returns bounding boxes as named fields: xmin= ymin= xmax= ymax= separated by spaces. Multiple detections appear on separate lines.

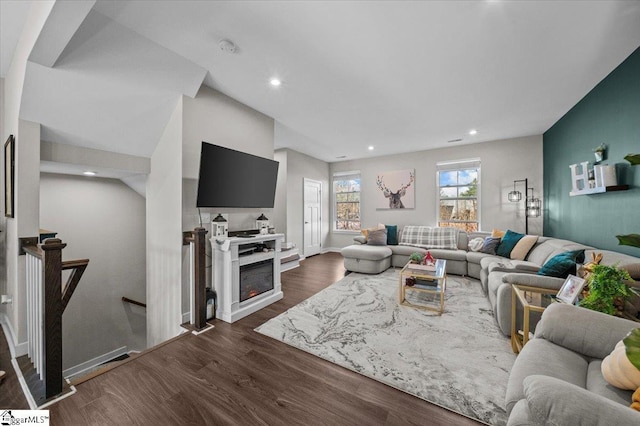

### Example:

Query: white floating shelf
xmin=569 ymin=185 xmax=629 ymax=197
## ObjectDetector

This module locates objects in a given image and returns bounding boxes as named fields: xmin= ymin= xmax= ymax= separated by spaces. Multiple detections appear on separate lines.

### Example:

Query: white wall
xmin=276 ymin=149 xmax=330 ymax=252
xmin=146 ymin=98 xmax=183 ymax=347
xmin=272 ymin=150 xmax=287 ymax=237
xmin=1 ymin=2 xmax=54 ymax=354
xmin=0 ymin=78 xmax=5 ymax=309
xmin=329 ymin=135 xmax=543 ymax=248
xmin=40 ymin=173 xmax=146 ymax=369
xmin=181 ymin=85 xmax=276 ymax=232
xmin=180 ymin=86 xmax=275 ymax=319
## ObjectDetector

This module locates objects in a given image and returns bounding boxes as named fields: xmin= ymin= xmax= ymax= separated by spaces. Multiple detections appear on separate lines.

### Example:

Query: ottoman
xmin=341 ymin=245 xmax=392 ymax=274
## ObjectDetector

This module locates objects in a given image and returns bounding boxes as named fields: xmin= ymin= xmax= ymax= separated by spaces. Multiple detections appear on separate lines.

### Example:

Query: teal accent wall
xmin=543 ymin=46 xmax=640 ymax=256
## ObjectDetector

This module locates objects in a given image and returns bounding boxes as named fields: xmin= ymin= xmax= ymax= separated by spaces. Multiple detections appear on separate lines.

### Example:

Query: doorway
xmin=303 ymin=178 xmax=322 ymax=257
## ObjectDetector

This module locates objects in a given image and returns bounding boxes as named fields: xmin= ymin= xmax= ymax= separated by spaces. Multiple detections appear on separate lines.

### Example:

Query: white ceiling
xmin=2 ymin=1 xmax=640 ymax=163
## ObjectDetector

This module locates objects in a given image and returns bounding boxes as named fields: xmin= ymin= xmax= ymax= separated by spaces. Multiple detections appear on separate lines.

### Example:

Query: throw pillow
xmin=480 ymin=237 xmax=501 ymax=255
xmin=367 ymin=228 xmax=388 ymax=246
xmin=510 ymin=235 xmax=539 ymax=260
xmin=492 ymin=228 xmax=506 ymax=238
xmin=385 ymin=225 xmax=398 ymax=245
xmin=468 ymin=237 xmax=485 ymax=252
xmin=537 ymin=249 xmax=586 ymax=278
xmin=362 ymin=223 xmax=385 ymax=239
xmin=496 ymin=230 xmax=525 ymax=257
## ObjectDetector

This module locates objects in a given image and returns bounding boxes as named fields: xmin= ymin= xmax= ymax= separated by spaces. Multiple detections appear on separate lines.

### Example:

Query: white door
xmin=303 ymin=178 xmax=322 ymax=257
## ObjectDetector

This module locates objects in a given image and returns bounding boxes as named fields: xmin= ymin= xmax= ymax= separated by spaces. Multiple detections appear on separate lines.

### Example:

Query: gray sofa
xmin=506 ymin=303 xmax=640 ymax=425
xmin=341 ymin=226 xmax=640 ymax=336
xmin=481 ymin=237 xmax=640 ymax=336
xmin=341 ymin=228 xmax=489 ymax=277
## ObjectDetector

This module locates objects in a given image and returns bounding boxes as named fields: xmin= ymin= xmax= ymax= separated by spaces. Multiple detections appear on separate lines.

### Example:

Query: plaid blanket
xmin=399 ymin=226 xmax=458 ymax=250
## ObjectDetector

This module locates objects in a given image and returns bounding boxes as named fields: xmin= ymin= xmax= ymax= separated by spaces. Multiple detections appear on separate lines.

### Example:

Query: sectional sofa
xmin=341 ymin=226 xmax=640 ymax=425
xmin=341 ymin=226 xmax=640 ymax=336
xmin=506 ymin=303 xmax=640 ymax=425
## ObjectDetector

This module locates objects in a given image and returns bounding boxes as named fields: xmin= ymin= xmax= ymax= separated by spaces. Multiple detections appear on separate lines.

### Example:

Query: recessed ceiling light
xmin=368 ymin=146 xmax=374 ymax=151
xmin=469 ymin=129 xmax=478 ymax=135
xmin=270 ymin=78 xmax=282 ymax=87
xmin=83 ymin=171 xmax=96 ymax=176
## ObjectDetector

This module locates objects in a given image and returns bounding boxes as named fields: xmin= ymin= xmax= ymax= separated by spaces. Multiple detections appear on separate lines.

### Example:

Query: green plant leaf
xmin=623 ymin=328 xmax=640 ymax=370
xmin=617 ymin=234 xmax=640 ymax=248
xmin=624 ymin=153 xmax=640 ymax=165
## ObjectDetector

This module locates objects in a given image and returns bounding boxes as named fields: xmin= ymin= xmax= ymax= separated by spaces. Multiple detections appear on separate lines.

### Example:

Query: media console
xmin=212 ymin=233 xmax=285 ymax=323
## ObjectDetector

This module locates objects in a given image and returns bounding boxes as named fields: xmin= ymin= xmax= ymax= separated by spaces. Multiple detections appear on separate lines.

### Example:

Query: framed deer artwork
xmin=375 ymin=169 xmax=415 ymax=209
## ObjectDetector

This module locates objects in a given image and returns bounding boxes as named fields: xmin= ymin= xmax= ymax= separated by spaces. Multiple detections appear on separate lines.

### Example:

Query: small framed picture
xmin=5 ymin=135 xmax=15 ymax=218
xmin=556 ymin=274 xmax=586 ymax=305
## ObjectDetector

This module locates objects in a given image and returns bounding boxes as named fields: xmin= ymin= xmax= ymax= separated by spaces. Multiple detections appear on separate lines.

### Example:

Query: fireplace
xmin=239 ymin=259 xmax=274 ymax=303
xmin=212 ymin=233 xmax=284 ymax=323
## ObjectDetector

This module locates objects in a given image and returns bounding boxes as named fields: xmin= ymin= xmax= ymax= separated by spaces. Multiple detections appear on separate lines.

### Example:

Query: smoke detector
xmin=219 ymin=39 xmax=237 ymax=54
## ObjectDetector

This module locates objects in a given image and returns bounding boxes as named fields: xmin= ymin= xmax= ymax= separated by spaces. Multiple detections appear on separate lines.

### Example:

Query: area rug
xmin=255 ymin=269 xmax=516 ymax=425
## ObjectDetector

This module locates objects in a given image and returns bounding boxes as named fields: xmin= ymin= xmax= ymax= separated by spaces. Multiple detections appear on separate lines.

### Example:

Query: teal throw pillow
xmin=537 ymin=250 xmax=586 ymax=278
xmin=496 ymin=230 xmax=525 ymax=258
xmin=385 ymin=225 xmax=398 ymax=245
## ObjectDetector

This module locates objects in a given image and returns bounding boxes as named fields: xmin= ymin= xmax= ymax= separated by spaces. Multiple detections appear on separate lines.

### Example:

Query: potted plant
xmin=625 ymin=153 xmax=640 ymax=166
xmin=409 ymin=252 xmax=424 ymax=264
xmin=579 ymin=264 xmax=635 ymax=316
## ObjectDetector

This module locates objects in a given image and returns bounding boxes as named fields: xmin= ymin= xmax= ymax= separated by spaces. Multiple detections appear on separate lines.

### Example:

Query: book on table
xmin=413 ymin=279 xmax=438 ymax=289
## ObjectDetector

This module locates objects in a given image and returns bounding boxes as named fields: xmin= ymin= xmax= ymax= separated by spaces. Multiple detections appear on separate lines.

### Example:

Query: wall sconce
xmin=509 ymin=178 xmax=541 ymax=233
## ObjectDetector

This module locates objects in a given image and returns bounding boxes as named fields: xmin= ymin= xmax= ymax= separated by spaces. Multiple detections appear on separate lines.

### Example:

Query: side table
xmin=511 ymin=284 xmax=558 ymax=354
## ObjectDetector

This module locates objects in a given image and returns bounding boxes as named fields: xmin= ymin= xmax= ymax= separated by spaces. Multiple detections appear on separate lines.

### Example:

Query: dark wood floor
xmin=19 ymin=253 xmax=479 ymax=424
xmin=1 ymin=326 xmax=30 ymax=409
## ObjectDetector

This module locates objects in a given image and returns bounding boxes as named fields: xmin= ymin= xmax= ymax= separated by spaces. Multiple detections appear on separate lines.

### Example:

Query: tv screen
xmin=196 ymin=142 xmax=279 ymax=208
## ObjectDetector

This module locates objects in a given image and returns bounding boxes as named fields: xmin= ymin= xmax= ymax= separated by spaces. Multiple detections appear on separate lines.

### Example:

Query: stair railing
xmin=22 ymin=237 xmax=89 ymax=399
xmin=182 ymin=227 xmax=208 ymax=330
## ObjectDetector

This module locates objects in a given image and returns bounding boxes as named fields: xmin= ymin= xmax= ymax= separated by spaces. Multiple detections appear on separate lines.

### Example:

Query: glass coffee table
xmin=399 ymin=259 xmax=447 ymax=315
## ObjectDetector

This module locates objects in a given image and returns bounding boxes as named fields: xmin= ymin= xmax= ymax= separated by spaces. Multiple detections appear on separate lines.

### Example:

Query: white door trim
xmin=303 ymin=178 xmax=322 ymax=257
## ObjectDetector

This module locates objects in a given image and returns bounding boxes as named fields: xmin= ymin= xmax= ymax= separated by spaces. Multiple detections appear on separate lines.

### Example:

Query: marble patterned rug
xmin=255 ymin=268 xmax=516 ymax=425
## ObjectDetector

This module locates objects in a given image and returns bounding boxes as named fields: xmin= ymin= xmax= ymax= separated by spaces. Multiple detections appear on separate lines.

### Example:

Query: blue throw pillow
xmin=496 ymin=230 xmax=525 ymax=258
xmin=385 ymin=225 xmax=398 ymax=245
xmin=537 ymin=250 xmax=586 ymax=278
xmin=480 ymin=237 xmax=501 ymax=255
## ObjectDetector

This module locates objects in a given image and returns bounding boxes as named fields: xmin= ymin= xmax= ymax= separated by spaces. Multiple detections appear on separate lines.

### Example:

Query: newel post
xmin=41 ymin=238 xmax=66 ymax=398
xmin=192 ymin=227 xmax=208 ymax=330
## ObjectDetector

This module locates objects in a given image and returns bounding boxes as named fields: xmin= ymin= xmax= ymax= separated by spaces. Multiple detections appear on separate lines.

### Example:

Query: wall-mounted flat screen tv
xmin=196 ymin=142 xmax=279 ymax=208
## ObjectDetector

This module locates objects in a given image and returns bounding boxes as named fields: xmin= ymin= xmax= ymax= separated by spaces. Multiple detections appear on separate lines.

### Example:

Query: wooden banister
xmin=22 ymin=243 xmax=42 ymax=258
xmin=61 ymin=259 xmax=89 ymax=312
xmin=122 ymin=297 xmax=146 ymax=308
xmin=184 ymin=227 xmax=208 ymax=330
xmin=23 ymin=238 xmax=90 ymax=400
xmin=40 ymin=238 xmax=66 ymax=398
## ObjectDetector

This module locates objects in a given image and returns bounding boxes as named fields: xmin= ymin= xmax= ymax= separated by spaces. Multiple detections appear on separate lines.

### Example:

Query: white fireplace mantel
xmin=212 ymin=233 xmax=284 ymax=323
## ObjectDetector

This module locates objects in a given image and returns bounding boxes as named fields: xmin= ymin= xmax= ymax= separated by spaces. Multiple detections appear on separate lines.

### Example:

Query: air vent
xmin=447 ymin=138 xmax=463 ymax=143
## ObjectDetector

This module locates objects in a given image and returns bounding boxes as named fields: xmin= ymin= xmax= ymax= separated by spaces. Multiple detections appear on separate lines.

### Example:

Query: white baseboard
xmin=182 ymin=312 xmax=190 ymax=324
xmin=63 ymin=346 xmax=128 ymax=379
xmin=1 ymin=312 xmax=28 ymax=357
xmin=322 ymin=247 xmax=342 ymax=253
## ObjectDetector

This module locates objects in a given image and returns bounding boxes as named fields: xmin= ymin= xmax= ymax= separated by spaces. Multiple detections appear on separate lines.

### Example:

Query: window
xmin=437 ymin=159 xmax=480 ymax=232
xmin=333 ymin=171 xmax=361 ymax=231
